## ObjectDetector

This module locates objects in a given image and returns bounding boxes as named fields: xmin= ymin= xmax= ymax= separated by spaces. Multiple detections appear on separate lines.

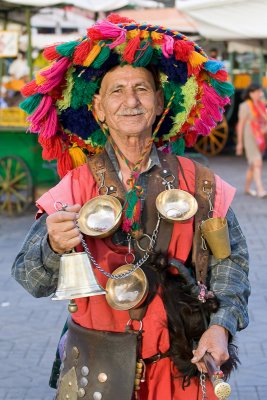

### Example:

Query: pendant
xmin=105 ymin=264 xmax=148 ymax=311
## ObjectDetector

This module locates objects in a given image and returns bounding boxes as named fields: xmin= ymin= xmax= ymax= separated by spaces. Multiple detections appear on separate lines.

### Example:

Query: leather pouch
xmin=56 ymin=318 xmax=140 ymax=400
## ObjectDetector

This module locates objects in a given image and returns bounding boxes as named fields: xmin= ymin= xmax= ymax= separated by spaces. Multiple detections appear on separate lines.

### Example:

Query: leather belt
xmin=143 ymin=351 xmax=170 ymax=364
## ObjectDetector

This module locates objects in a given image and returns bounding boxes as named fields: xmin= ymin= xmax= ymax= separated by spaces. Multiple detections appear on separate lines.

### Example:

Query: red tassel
xmin=174 ymin=40 xmax=194 ymax=62
xmin=43 ymin=45 xmax=61 ymax=61
xmin=107 ymin=13 xmax=135 ymax=24
xmin=208 ymin=69 xmax=228 ymax=82
xmin=87 ymin=27 xmax=103 ymax=41
xmin=21 ymin=80 xmax=38 ymax=97
xmin=57 ymin=149 xmax=73 ymax=178
xmin=73 ymin=40 xmax=93 ymax=65
xmin=122 ymin=35 xmax=140 ymax=63
xmin=38 ymin=135 xmax=63 ymax=161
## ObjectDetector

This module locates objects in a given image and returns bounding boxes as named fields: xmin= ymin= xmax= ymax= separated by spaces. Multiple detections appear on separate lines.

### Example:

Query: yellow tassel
xmin=188 ymin=51 xmax=208 ymax=67
xmin=35 ymin=69 xmax=48 ymax=85
xmin=127 ymin=29 xmax=140 ymax=39
xmin=140 ymin=30 xmax=149 ymax=39
xmin=151 ymin=31 xmax=163 ymax=41
xmin=68 ymin=144 xmax=87 ymax=168
xmin=83 ymin=44 xmax=101 ymax=67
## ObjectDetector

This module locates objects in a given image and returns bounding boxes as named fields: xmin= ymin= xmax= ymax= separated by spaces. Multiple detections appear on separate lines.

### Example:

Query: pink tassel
xmin=195 ymin=119 xmax=212 ymax=136
xmin=28 ymin=95 xmax=52 ymax=132
xmin=37 ymin=57 xmax=71 ymax=94
xmin=94 ymin=20 xmax=126 ymax=48
xmin=40 ymin=105 xmax=58 ymax=139
xmin=162 ymin=35 xmax=174 ymax=58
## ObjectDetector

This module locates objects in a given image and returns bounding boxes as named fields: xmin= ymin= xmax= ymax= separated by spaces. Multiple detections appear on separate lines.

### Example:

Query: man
xmin=12 ymin=14 xmax=250 ymax=400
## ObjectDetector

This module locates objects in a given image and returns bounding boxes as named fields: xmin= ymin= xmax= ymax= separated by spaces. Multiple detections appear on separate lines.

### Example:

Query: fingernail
xmin=191 ymin=357 xmax=197 ymax=362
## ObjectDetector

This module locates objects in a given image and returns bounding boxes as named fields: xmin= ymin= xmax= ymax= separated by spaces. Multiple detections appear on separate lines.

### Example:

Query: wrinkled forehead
xmin=99 ymin=65 xmax=158 ymax=92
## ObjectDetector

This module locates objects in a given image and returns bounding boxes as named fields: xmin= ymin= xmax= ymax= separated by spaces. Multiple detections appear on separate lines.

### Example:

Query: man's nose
xmin=123 ymin=88 xmax=140 ymax=107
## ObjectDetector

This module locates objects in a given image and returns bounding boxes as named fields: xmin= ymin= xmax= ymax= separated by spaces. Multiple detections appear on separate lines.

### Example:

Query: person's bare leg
xmin=252 ymin=159 xmax=266 ymax=197
xmin=244 ymin=164 xmax=254 ymax=193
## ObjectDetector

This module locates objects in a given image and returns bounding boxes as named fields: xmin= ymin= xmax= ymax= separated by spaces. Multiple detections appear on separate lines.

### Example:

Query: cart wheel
xmin=0 ymin=156 xmax=33 ymax=216
xmin=194 ymin=117 xmax=229 ymax=156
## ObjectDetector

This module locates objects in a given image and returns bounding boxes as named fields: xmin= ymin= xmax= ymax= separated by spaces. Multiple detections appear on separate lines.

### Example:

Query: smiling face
xmin=93 ymin=65 xmax=163 ymax=141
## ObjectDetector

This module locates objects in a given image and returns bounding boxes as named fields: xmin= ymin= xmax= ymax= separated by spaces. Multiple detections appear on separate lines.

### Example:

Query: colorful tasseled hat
xmin=20 ymin=13 xmax=234 ymax=179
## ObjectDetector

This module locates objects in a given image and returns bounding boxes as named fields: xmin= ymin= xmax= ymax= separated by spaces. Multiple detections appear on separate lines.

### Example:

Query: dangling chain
xmin=80 ymin=214 xmax=161 ymax=280
xmin=200 ymin=371 xmax=208 ymax=400
xmin=201 ymin=181 xmax=215 ymax=251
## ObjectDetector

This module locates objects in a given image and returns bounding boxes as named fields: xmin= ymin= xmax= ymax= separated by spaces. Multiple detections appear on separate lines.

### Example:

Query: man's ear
xmin=93 ymin=94 xmax=105 ymax=122
xmin=156 ymin=89 xmax=164 ymax=116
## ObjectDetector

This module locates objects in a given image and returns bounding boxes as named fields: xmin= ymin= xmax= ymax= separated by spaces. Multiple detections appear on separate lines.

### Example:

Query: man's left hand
xmin=191 ymin=325 xmax=229 ymax=372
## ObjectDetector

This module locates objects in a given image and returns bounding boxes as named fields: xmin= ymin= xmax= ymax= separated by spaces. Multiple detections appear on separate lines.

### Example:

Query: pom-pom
xmin=204 ymin=60 xmax=225 ymax=74
xmin=171 ymin=137 xmax=185 ymax=155
xmin=83 ymin=44 xmax=102 ymax=67
xmin=210 ymin=78 xmax=235 ymax=97
xmin=162 ymin=35 xmax=174 ymax=58
xmin=174 ymin=40 xmax=194 ymax=62
xmin=40 ymin=105 xmax=58 ymax=139
xmin=106 ymin=13 xmax=135 ymax=24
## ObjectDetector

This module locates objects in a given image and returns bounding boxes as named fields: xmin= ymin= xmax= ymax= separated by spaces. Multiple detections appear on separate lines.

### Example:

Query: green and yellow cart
xmin=0 ymin=107 xmax=58 ymax=216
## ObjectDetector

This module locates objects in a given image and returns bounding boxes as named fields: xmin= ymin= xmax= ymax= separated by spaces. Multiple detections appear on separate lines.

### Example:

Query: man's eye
xmin=136 ymin=86 xmax=147 ymax=91
xmin=111 ymin=88 xmax=122 ymax=93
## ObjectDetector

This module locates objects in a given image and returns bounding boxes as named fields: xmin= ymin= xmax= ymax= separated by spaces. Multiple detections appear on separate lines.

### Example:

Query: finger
xmin=191 ymin=346 xmax=207 ymax=363
xmin=48 ymin=211 xmax=79 ymax=224
xmin=65 ymin=204 xmax=81 ymax=213
xmin=195 ymin=361 xmax=207 ymax=374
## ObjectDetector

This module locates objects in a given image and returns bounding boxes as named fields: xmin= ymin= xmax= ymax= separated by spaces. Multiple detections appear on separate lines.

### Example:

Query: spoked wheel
xmin=194 ymin=117 xmax=229 ymax=156
xmin=0 ymin=156 xmax=33 ymax=216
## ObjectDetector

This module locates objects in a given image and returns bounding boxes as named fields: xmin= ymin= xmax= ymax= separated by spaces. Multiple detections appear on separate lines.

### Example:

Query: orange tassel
xmin=83 ymin=44 xmax=101 ymax=67
xmin=38 ymin=135 xmax=63 ymax=161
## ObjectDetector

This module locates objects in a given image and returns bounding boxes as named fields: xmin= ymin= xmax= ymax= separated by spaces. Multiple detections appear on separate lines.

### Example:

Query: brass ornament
xmin=156 ymin=189 xmax=198 ymax=222
xmin=105 ymin=264 xmax=148 ymax=311
xmin=78 ymin=195 xmax=122 ymax=238
xmin=200 ymin=217 xmax=231 ymax=260
xmin=57 ymin=367 xmax=78 ymax=400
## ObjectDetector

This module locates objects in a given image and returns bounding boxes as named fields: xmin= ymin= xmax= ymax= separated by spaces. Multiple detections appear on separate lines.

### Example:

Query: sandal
xmin=244 ymin=189 xmax=257 ymax=197
xmin=257 ymin=191 xmax=267 ymax=198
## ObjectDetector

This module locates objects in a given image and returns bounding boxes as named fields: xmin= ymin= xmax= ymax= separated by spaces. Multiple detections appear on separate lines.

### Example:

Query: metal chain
xmin=80 ymin=215 xmax=161 ymax=280
xmin=200 ymin=372 xmax=208 ymax=400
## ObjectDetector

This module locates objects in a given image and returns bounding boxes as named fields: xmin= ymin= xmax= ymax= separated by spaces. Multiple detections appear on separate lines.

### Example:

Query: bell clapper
xmin=68 ymin=299 xmax=78 ymax=313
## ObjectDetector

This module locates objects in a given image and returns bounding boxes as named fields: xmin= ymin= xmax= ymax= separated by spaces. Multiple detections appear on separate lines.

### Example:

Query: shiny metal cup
xmin=156 ymin=189 xmax=198 ymax=222
xmin=77 ymin=195 xmax=122 ymax=238
xmin=105 ymin=264 xmax=148 ymax=311
xmin=201 ymin=217 xmax=231 ymax=260
xmin=52 ymin=252 xmax=105 ymax=301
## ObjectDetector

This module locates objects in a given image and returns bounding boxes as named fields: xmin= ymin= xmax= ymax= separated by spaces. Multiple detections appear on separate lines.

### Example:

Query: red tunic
xmin=37 ymin=156 xmax=235 ymax=400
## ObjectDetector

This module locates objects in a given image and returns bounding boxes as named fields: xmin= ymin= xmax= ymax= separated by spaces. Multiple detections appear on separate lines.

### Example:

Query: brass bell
xmin=77 ymin=195 xmax=122 ymax=238
xmin=52 ymin=252 xmax=106 ymax=303
xmin=156 ymin=189 xmax=198 ymax=222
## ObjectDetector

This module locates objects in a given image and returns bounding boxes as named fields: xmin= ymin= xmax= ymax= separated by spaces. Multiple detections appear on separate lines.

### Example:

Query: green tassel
xmin=19 ymin=93 xmax=42 ymax=114
xmin=89 ymin=129 xmax=107 ymax=147
xmin=133 ymin=40 xmax=154 ymax=67
xmin=56 ymin=41 xmax=80 ymax=58
xmin=171 ymin=137 xmax=185 ymax=155
xmin=70 ymin=73 xmax=100 ymax=110
xmin=125 ymin=190 xmax=139 ymax=218
xmin=163 ymin=81 xmax=185 ymax=114
xmin=210 ymin=78 xmax=234 ymax=97
xmin=92 ymin=46 xmax=111 ymax=68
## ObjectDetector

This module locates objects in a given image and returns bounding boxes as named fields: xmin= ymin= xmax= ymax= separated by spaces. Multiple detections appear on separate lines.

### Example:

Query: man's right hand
xmin=46 ymin=204 xmax=82 ymax=254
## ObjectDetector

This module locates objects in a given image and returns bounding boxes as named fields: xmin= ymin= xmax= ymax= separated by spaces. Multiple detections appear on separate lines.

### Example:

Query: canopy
xmin=176 ymin=0 xmax=267 ymax=40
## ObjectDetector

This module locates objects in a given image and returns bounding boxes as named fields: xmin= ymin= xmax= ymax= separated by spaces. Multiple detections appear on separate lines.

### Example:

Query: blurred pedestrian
xmin=236 ymin=83 xmax=267 ymax=198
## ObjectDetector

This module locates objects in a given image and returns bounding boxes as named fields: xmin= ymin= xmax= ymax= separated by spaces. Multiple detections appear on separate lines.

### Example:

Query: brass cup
xmin=77 ymin=195 xmax=122 ymax=238
xmin=105 ymin=264 xmax=148 ymax=311
xmin=156 ymin=189 xmax=198 ymax=222
xmin=201 ymin=217 xmax=231 ymax=260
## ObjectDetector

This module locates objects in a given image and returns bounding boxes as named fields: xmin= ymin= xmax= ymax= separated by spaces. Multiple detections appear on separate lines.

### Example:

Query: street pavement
xmin=0 ymin=155 xmax=266 ymax=400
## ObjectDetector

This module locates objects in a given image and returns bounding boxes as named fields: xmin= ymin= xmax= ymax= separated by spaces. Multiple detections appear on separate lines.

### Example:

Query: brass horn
xmin=52 ymin=252 xmax=105 ymax=312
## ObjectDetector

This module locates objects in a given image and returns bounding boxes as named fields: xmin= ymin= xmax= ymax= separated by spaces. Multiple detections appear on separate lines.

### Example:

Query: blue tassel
xmin=204 ymin=60 xmax=225 ymax=74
